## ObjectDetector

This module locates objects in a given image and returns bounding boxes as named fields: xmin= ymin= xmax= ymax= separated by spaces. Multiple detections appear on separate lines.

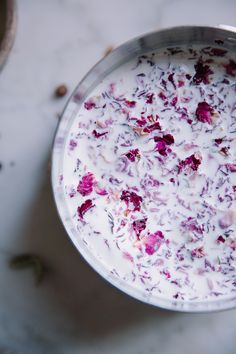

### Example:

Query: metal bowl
xmin=0 ymin=0 xmax=17 ymax=71
xmin=52 ymin=26 xmax=236 ymax=312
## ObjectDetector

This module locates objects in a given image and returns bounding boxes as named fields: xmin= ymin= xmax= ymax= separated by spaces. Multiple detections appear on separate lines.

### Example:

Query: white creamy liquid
xmin=61 ymin=45 xmax=236 ymax=302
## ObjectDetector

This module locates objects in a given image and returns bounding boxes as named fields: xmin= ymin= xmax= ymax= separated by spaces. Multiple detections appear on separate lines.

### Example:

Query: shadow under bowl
xmin=0 ymin=0 xmax=16 ymax=71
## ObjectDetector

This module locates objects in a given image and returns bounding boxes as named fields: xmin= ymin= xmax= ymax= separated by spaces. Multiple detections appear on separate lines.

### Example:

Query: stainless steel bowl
xmin=0 ymin=0 xmax=17 ymax=71
xmin=52 ymin=26 xmax=236 ymax=312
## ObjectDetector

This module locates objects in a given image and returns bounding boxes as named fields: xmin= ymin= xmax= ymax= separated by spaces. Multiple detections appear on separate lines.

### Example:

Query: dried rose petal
xmin=168 ymin=73 xmax=176 ymax=89
xmin=146 ymin=93 xmax=154 ymax=104
xmin=154 ymin=134 xmax=174 ymax=156
xmin=147 ymin=114 xmax=158 ymax=123
xmin=94 ymin=184 xmax=108 ymax=196
xmin=202 ymin=47 xmax=227 ymax=57
xmin=191 ymin=246 xmax=205 ymax=258
xmin=224 ymin=59 xmax=236 ymax=76
xmin=178 ymin=153 xmax=202 ymax=173
xmin=196 ymin=102 xmax=214 ymax=124
xmin=143 ymin=121 xmax=161 ymax=133
xmin=178 ymin=80 xmax=185 ymax=87
xmin=125 ymin=148 xmax=140 ymax=162
xmin=124 ymin=100 xmax=136 ymax=108
xmin=211 ymin=48 xmax=227 ymax=56
xmin=141 ymin=174 xmax=160 ymax=189
xmin=132 ymin=218 xmax=147 ymax=238
xmin=155 ymin=141 xmax=169 ymax=156
xmin=226 ymin=164 xmax=236 ymax=172
xmin=214 ymin=138 xmax=223 ymax=145
xmin=193 ymin=60 xmax=213 ymax=84
xmin=69 ymin=139 xmax=77 ymax=151
xmin=92 ymin=130 xmax=108 ymax=138
xmin=158 ymin=92 xmax=166 ymax=101
xmin=181 ymin=217 xmax=204 ymax=234
xmin=216 ymin=235 xmax=225 ymax=244
xmin=77 ymin=172 xmax=94 ymax=196
xmin=123 ymin=251 xmax=133 ymax=262
xmin=171 ymin=96 xmax=178 ymax=107
xmin=144 ymin=231 xmax=165 ymax=255
xmin=120 ymin=190 xmax=143 ymax=212
xmin=220 ymin=147 xmax=230 ymax=156
xmin=162 ymin=134 xmax=175 ymax=145
xmin=134 ymin=117 xmax=146 ymax=127
xmin=163 ymin=270 xmax=171 ymax=279
xmin=230 ymin=240 xmax=236 ymax=251
xmin=77 ymin=199 xmax=94 ymax=219
xmin=84 ymin=99 xmax=96 ymax=110
xmin=184 ymin=143 xmax=198 ymax=151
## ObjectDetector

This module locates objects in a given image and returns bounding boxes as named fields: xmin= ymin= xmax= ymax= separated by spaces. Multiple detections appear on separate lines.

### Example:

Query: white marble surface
xmin=0 ymin=0 xmax=236 ymax=353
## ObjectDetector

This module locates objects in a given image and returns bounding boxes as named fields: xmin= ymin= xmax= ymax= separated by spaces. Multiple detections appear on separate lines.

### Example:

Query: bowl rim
xmin=51 ymin=25 xmax=236 ymax=313
xmin=0 ymin=0 xmax=17 ymax=70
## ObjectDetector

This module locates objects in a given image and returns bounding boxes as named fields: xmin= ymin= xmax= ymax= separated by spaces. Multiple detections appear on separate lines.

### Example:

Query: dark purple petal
xmin=132 ymin=218 xmax=147 ymax=238
xmin=214 ymin=138 xmax=223 ymax=145
xmin=196 ymin=102 xmax=214 ymax=124
xmin=193 ymin=60 xmax=213 ymax=84
xmin=171 ymin=96 xmax=178 ymax=107
xmin=168 ymin=73 xmax=176 ymax=89
xmin=216 ymin=235 xmax=225 ymax=244
xmin=162 ymin=134 xmax=175 ymax=145
xmin=154 ymin=134 xmax=174 ymax=156
xmin=224 ymin=60 xmax=236 ymax=76
xmin=178 ymin=153 xmax=202 ymax=173
xmin=124 ymin=100 xmax=136 ymax=108
xmin=92 ymin=130 xmax=108 ymax=138
xmin=125 ymin=148 xmax=140 ymax=162
xmin=146 ymin=93 xmax=154 ymax=104
xmin=155 ymin=141 xmax=169 ymax=156
xmin=158 ymin=92 xmax=166 ymax=101
xmin=77 ymin=199 xmax=94 ymax=219
xmin=202 ymin=47 xmax=227 ymax=57
xmin=143 ymin=121 xmax=161 ymax=133
xmin=84 ymin=100 xmax=96 ymax=110
xmin=120 ymin=190 xmax=143 ymax=212
xmin=135 ymin=117 xmax=146 ymax=127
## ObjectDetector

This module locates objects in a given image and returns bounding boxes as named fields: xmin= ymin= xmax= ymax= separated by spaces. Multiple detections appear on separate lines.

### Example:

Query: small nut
xmin=55 ymin=84 xmax=68 ymax=98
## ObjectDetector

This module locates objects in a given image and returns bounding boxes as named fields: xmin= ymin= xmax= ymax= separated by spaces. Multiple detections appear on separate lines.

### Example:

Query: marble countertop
xmin=0 ymin=0 xmax=236 ymax=353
